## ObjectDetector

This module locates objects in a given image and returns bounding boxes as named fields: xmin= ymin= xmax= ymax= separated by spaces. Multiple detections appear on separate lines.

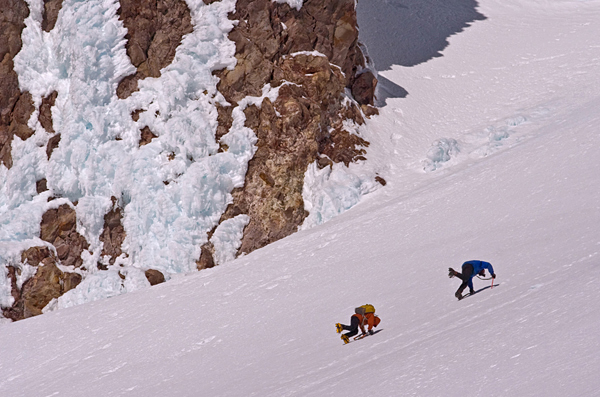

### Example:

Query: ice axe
xmin=476 ymin=274 xmax=495 ymax=289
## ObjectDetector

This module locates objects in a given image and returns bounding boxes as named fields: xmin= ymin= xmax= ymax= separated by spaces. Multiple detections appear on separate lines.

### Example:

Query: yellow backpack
xmin=355 ymin=304 xmax=375 ymax=315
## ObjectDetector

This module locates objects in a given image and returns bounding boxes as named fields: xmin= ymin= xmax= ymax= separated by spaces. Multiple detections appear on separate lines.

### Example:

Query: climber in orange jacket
xmin=336 ymin=305 xmax=381 ymax=344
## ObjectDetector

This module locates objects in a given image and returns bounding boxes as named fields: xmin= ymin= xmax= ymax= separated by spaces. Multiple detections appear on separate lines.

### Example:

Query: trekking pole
xmin=491 ymin=277 xmax=494 ymax=289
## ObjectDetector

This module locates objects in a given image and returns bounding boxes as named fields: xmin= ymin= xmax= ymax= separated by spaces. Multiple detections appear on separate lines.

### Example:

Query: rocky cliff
xmin=0 ymin=0 xmax=378 ymax=321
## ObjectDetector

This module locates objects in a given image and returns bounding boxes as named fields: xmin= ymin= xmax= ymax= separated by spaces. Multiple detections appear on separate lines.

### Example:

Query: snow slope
xmin=1 ymin=0 xmax=600 ymax=396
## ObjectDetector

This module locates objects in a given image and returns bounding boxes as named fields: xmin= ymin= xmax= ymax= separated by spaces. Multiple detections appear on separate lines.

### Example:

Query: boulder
xmin=196 ymin=242 xmax=216 ymax=271
xmin=144 ymin=269 xmax=165 ymax=286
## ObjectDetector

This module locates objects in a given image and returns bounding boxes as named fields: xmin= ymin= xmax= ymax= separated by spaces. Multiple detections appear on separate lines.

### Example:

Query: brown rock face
xmin=351 ymin=71 xmax=378 ymax=106
xmin=116 ymin=0 xmax=193 ymax=98
xmin=20 ymin=245 xmax=54 ymax=267
xmin=46 ymin=133 xmax=61 ymax=159
xmin=99 ymin=198 xmax=126 ymax=265
xmin=38 ymin=90 xmax=58 ymax=134
xmin=0 ymin=0 xmax=33 ymax=169
xmin=2 ymin=248 xmax=82 ymax=321
xmin=220 ymin=54 xmax=368 ymax=254
xmin=10 ymin=90 xmax=35 ymax=140
xmin=40 ymin=204 xmax=89 ymax=268
xmin=41 ymin=0 xmax=64 ymax=32
xmin=196 ymin=242 xmax=216 ymax=271
xmin=19 ymin=260 xmax=81 ymax=318
xmin=138 ymin=126 xmax=157 ymax=146
xmin=35 ymin=178 xmax=48 ymax=193
xmin=213 ymin=0 xmax=376 ymax=258
xmin=1 ymin=205 xmax=89 ymax=321
xmin=216 ymin=0 xmax=368 ymax=103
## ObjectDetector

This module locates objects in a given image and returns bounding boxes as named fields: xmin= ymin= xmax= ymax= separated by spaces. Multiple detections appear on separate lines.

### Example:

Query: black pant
xmin=457 ymin=262 xmax=474 ymax=293
xmin=342 ymin=315 xmax=360 ymax=338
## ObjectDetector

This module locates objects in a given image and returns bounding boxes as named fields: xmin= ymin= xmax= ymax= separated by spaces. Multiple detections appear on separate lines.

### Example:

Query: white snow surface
xmin=1 ymin=0 xmax=600 ymax=395
xmin=272 ymin=0 xmax=303 ymax=11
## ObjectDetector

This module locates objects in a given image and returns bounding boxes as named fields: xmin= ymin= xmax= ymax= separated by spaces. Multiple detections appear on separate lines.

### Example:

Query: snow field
xmin=0 ymin=0 xmax=600 ymax=396
xmin=1 ymin=95 xmax=599 ymax=396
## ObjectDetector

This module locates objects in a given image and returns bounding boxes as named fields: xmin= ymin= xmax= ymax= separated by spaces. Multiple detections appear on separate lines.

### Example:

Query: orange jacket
xmin=353 ymin=312 xmax=381 ymax=332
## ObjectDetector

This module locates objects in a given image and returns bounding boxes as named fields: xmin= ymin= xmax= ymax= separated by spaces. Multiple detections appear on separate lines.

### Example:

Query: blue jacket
xmin=463 ymin=260 xmax=494 ymax=290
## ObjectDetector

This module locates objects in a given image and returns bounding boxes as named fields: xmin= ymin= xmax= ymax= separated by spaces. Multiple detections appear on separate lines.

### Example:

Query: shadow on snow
xmin=463 ymin=283 xmax=499 ymax=300
xmin=356 ymin=0 xmax=486 ymax=104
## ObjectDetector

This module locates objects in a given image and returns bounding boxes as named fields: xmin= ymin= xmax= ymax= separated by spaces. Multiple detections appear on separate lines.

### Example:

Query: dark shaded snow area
xmin=357 ymin=0 xmax=486 ymax=69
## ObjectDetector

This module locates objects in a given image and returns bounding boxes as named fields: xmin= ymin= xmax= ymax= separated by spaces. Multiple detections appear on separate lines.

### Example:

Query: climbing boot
xmin=341 ymin=334 xmax=350 ymax=344
xmin=448 ymin=268 xmax=457 ymax=278
xmin=336 ymin=323 xmax=343 ymax=333
xmin=455 ymin=285 xmax=466 ymax=300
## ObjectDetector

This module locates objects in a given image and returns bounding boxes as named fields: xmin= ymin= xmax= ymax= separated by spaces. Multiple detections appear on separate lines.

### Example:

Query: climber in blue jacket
xmin=449 ymin=260 xmax=496 ymax=300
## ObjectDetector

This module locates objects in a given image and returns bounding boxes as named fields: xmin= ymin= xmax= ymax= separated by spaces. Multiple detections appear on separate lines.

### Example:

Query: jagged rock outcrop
xmin=41 ymin=0 xmax=63 ymax=32
xmin=40 ymin=204 xmax=89 ymax=269
xmin=215 ymin=0 xmax=371 ymax=102
xmin=38 ymin=90 xmax=58 ymax=134
xmin=116 ymin=0 xmax=193 ymax=99
xmin=46 ymin=132 xmax=61 ymax=159
xmin=210 ymin=0 xmax=377 ymax=257
xmin=0 ymin=0 xmax=33 ymax=169
xmin=219 ymin=53 xmax=370 ymax=254
xmin=99 ymin=198 xmax=126 ymax=266
xmin=115 ymin=0 xmax=377 ymax=263
xmin=351 ymin=70 xmax=378 ymax=107
xmin=2 ymin=247 xmax=81 ymax=321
